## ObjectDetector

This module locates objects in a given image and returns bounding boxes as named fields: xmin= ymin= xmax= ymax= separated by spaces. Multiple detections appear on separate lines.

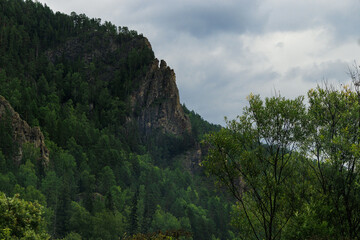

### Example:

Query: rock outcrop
xmin=130 ymin=58 xmax=192 ymax=137
xmin=0 ymin=96 xmax=49 ymax=166
xmin=46 ymin=31 xmax=191 ymax=140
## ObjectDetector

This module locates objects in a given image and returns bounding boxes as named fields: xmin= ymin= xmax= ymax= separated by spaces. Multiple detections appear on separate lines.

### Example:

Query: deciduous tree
xmin=203 ymin=94 xmax=309 ymax=240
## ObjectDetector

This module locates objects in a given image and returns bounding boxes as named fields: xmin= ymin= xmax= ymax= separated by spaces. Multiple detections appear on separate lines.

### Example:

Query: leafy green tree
xmin=61 ymin=232 xmax=83 ymax=240
xmin=150 ymin=205 xmax=181 ymax=232
xmin=41 ymin=171 xmax=60 ymax=209
xmin=0 ymin=192 xmax=50 ymax=239
xmin=108 ymin=185 xmax=127 ymax=213
xmin=41 ymin=171 xmax=61 ymax=237
xmin=18 ymin=159 xmax=38 ymax=188
xmin=305 ymin=82 xmax=360 ymax=239
xmin=53 ymin=151 xmax=77 ymax=237
xmin=127 ymin=231 xmax=191 ymax=240
xmin=68 ymin=202 xmax=92 ymax=238
xmin=22 ymin=185 xmax=47 ymax=206
xmin=92 ymin=210 xmax=126 ymax=240
xmin=136 ymin=184 xmax=146 ymax=231
xmin=185 ymin=203 xmax=213 ymax=240
xmin=203 ymin=94 xmax=309 ymax=240
xmin=207 ymin=196 xmax=231 ymax=239
xmin=0 ymin=172 xmax=16 ymax=195
xmin=98 ymin=166 xmax=116 ymax=195
xmin=20 ymin=142 xmax=47 ymax=181
xmin=129 ymin=188 xmax=139 ymax=235
xmin=79 ymin=169 xmax=95 ymax=212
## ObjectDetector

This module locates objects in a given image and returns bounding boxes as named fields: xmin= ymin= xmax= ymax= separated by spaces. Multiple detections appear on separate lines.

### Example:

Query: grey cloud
xmin=40 ymin=0 xmax=360 ymax=41
xmin=276 ymin=42 xmax=284 ymax=48
xmin=113 ymin=0 xmax=360 ymax=41
xmin=180 ymin=65 xmax=281 ymax=124
xmin=261 ymin=1 xmax=360 ymax=41
xmin=123 ymin=0 xmax=268 ymax=38
xmin=285 ymin=60 xmax=351 ymax=84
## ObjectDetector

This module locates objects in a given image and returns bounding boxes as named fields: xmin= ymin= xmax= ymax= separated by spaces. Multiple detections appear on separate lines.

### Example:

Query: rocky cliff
xmin=47 ymin=32 xmax=192 ymax=140
xmin=0 ymin=96 xmax=49 ymax=166
xmin=130 ymin=58 xmax=192 ymax=137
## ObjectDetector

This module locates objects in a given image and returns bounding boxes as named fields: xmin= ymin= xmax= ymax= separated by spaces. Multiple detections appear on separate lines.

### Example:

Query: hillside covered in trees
xmin=0 ymin=0 xmax=230 ymax=239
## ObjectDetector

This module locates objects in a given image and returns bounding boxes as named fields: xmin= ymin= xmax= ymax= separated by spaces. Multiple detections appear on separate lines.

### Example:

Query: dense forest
xmin=0 ymin=0 xmax=232 ymax=239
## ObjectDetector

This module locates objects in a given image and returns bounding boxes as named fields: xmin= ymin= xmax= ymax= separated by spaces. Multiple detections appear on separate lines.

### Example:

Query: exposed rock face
xmin=0 ymin=96 xmax=49 ymax=166
xmin=47 ymin=32 xmax=192 ymax=142
xmin=131 ymin=59 xmax=192 ymax=137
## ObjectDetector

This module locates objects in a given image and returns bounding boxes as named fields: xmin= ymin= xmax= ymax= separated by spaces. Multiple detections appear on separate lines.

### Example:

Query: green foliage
xmin=303 ymin=83 xmax=360 ymax=239
xmin=61 ymin=232 xmax=82 ymax=240
xmin=0 ymin=172 xmax=16 ymax=195
xmin=91 ymin=210 xmax=126 ymax=240
xmin=150 ymin=205 xmax=181 ymax=232
xmin=204 ymin=79 xmax=360 ymax=240
xmin=0 ymin=1 xmax=233 ymax=239
xmin=204 ymin=94 xmax=308 ymax=240
xmin=183 ymin=104 xmax=221 ymax=141
xmin=0 ymin=107 xmax=16 ymax=159
xmin=68 ymin=202 xmax=92 ymax=238
xmin=127 ymin=230 xmax=192 ymax=240
xmin=0 ymin=192 xmax=50 ymax=239
xmin=18 ymin=160 xmax=38 ymax=188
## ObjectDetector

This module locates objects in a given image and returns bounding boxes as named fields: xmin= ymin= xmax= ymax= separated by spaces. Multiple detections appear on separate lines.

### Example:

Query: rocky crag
xmin=1 ymin=28 xmax=199 ymax=168
xmin=130 ymin=58 xmax=192 ymax=137
xmin=0 ymin=96 xmax=49 ymax=166
xmin=47 ymin=32 xmax=192 ymax=140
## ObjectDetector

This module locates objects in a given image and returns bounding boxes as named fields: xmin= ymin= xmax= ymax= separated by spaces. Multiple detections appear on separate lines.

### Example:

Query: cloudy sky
xmin=38 ymin=0 xmax=360 ymax=125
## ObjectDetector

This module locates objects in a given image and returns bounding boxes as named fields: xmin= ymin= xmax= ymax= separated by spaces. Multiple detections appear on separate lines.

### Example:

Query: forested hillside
xmin=0 ymin=0 xmax=228 ymax=239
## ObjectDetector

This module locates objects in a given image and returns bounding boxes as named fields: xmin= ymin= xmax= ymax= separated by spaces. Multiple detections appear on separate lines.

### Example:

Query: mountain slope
xmin=0 ymin=1 xmax=233 ymax=239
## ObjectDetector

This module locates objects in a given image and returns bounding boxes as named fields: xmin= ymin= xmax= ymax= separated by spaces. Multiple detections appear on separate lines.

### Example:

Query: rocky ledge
xmin=0 ymin=96 xmax=49 ymax=166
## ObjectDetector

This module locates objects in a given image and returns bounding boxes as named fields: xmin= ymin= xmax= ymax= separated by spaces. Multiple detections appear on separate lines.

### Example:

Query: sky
xmin=38 ymin=0 xmax=360 ymax=125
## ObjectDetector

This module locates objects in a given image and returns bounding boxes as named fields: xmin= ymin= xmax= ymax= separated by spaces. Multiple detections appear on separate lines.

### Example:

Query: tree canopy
xmin=0 ymin=192 xmax=50 ymax=239
xmin=204 ymin=75 xmax=360 ymax=240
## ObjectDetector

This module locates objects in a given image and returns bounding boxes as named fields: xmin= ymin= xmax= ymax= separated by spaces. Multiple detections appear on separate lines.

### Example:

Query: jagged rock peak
xmin=131 ymin=58 xmax=191 ymax=136
xmin=143 ymin=37 xmax=152 ymax=50
xmin=160 ymin=59 xmax=167 ymax=69
xmin=0 ymin=96 xmax=49 ymax=166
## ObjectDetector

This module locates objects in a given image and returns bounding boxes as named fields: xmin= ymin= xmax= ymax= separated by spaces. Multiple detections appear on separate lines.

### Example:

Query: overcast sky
xmin=38 ymin=0 xmax=360 ymax=125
